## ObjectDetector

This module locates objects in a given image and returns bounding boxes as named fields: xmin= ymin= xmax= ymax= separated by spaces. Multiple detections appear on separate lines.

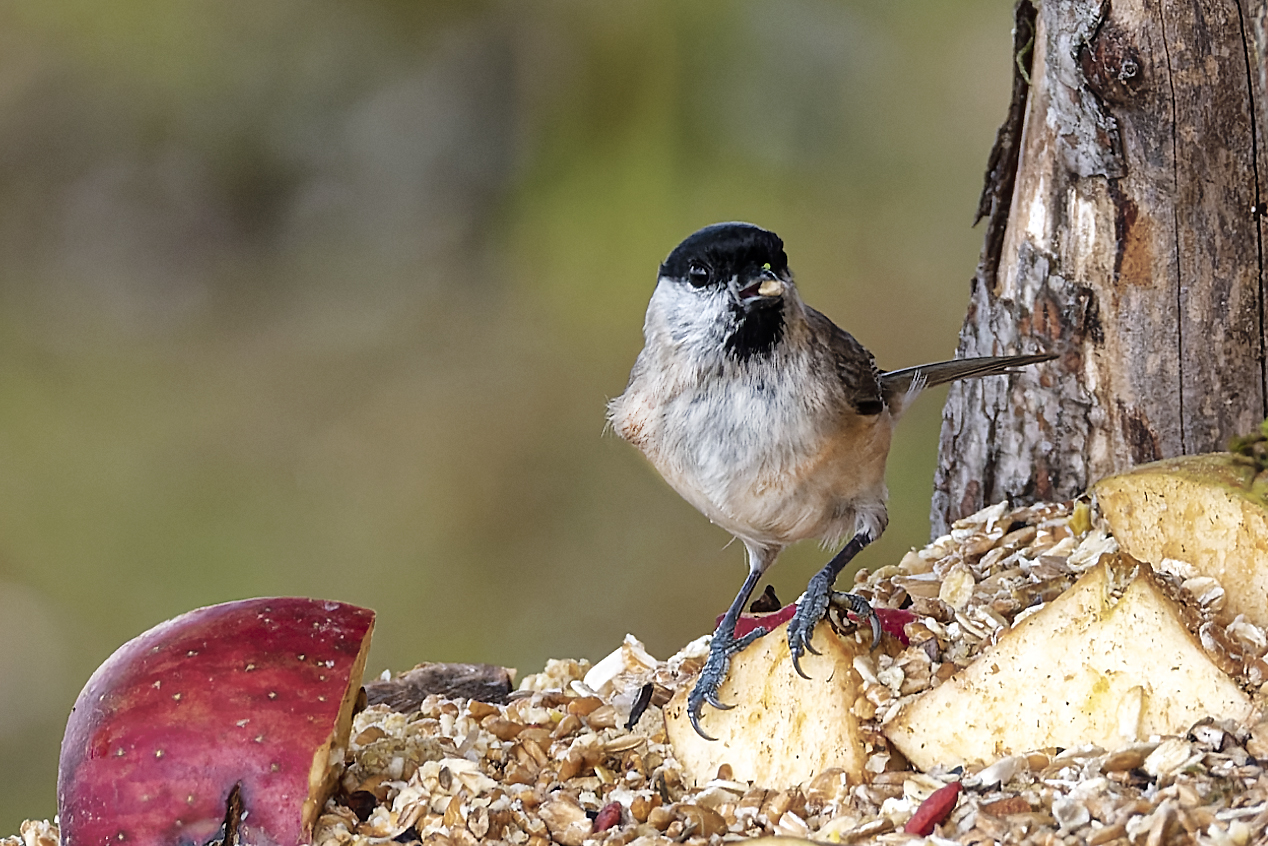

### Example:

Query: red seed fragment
xmin=904 ymin=780 xmax=961 ymax=836
xmin=875 ymin=607 xmax=918 ymax=645
xmin=593 ymin=801 xmax=623 ymax=832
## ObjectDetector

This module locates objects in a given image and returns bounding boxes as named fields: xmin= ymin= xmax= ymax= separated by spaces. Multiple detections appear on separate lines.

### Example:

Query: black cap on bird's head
xmin=659 ymin=222 xmax=792 ymax=360
xmin=660 ymin=222 xmax=789 ymax=293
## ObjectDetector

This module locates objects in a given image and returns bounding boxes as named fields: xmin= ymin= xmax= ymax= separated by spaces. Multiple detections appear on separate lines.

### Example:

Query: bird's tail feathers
xmin=881 ymin=352 xmax=1056 ymax=398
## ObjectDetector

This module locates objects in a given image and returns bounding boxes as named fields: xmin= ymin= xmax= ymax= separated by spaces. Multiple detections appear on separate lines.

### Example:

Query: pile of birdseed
xmin=9 ymin=500 xmax=1268 ymax=846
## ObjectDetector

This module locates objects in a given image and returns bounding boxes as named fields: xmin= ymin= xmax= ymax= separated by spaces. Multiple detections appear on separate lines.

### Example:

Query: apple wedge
xmin=884 ymin=553 xmax=1254 ymax=770
xmin=1095 ymin=453 xmax=1268 ymax=627
xmin=59 ymin=597 xmax=374 ymax=846
xmin=664 ymin=620 xmax=883 ymax=789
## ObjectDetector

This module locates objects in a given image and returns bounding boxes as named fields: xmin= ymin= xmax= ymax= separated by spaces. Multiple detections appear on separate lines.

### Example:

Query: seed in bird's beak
xmin=758 ymin=278 xmax=784 ymax=297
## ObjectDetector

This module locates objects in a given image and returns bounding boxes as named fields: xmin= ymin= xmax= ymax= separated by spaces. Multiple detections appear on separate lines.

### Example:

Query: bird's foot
xmin=789 ymin=576 xmax=881 ymax=678
xmin=787 ymin=568 xmax=834 ymax=679
xmin=687 ymin=624 xmax=766 ymax=739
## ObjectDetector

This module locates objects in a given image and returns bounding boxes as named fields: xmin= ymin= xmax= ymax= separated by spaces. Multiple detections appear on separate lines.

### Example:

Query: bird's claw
xmin=704 ymin=690 xmax=733 ymax=711
xmin=687 ymin=707 xmax=717 ymax=741
xmin=687 ymin=625 xmax=766 ymax=739
xmin=788 ymin=625 xmax=822 ymax=679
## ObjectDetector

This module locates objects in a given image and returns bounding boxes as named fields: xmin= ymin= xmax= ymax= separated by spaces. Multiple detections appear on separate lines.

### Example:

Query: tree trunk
xmin=932 ymin=0 xmax=1268 ymax=534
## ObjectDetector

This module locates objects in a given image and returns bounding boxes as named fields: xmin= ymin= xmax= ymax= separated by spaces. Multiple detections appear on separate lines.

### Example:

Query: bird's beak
xmin=732 ymin=268 xmax=785 ymax=310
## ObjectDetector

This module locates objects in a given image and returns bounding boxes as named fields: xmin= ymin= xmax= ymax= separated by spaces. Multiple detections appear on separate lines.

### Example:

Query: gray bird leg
xmin=787 ymin=530 xmax=879 ymax=678
xmin=687 ymin=567 xmax=766 ymax=740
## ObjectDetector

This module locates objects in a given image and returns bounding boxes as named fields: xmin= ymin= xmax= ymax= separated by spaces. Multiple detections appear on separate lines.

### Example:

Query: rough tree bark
xmin=932 ymin=0 xmax=1268 ymax=534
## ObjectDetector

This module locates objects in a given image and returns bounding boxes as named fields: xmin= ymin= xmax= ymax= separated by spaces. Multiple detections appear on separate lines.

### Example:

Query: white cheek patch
xmin=647 ymin=277 xmax=734 ymax=353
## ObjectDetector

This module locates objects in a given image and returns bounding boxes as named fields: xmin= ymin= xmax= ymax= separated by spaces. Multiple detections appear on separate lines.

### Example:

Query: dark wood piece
xmin=363 ymin=662 xmax=515 ymax=710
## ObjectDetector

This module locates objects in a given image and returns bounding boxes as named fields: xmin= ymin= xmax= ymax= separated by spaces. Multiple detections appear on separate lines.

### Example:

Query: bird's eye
xmin=687 ymin=263 xmax=710 ymax=288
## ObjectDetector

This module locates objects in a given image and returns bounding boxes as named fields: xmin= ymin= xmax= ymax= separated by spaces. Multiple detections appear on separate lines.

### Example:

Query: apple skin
xmin=58 ymin=597 xmax=374 ymax=846
xmin=724 ymin=603 xmax=915 ymax=644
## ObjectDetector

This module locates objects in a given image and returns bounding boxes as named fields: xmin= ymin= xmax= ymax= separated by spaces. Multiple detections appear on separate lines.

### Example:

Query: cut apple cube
xmin=1095 ymin=453 xmax=1268 ymax=627
xmin=664 ymin=621 xmax=882 ymax=789
xmin=884 ymin=554 xmax=1254 ymax=770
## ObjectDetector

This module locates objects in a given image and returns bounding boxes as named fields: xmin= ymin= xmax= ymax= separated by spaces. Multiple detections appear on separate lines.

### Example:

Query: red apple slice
xmin=721 ymin=603 xmax=913 ymax=643
xmin=58 ymin=597 xmax=375 ymax=846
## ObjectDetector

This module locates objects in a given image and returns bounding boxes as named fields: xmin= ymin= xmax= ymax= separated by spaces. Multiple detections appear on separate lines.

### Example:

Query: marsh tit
xmin=609 ymin=222 xmax=1054 ymax=738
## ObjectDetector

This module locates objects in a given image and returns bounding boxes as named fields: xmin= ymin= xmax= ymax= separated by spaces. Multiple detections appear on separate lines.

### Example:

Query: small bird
xmin=608 ymin=222 xmax=1054 ymax=738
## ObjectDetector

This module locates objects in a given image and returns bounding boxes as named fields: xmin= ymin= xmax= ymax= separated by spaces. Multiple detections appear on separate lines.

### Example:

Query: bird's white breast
xmin=609 ymin=281 xmax=893 ymax=549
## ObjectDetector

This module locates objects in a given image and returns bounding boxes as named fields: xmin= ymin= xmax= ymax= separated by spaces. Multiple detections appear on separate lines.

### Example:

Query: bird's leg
xmin=787 ymin=530 xmax=879 ymax=678
xmin=687 ymin=567 xmax=765 ymax=740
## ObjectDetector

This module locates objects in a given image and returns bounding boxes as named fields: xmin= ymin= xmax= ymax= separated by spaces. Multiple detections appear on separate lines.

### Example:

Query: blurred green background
xmin=0 ymin=0 xmax=1014 ymax=829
